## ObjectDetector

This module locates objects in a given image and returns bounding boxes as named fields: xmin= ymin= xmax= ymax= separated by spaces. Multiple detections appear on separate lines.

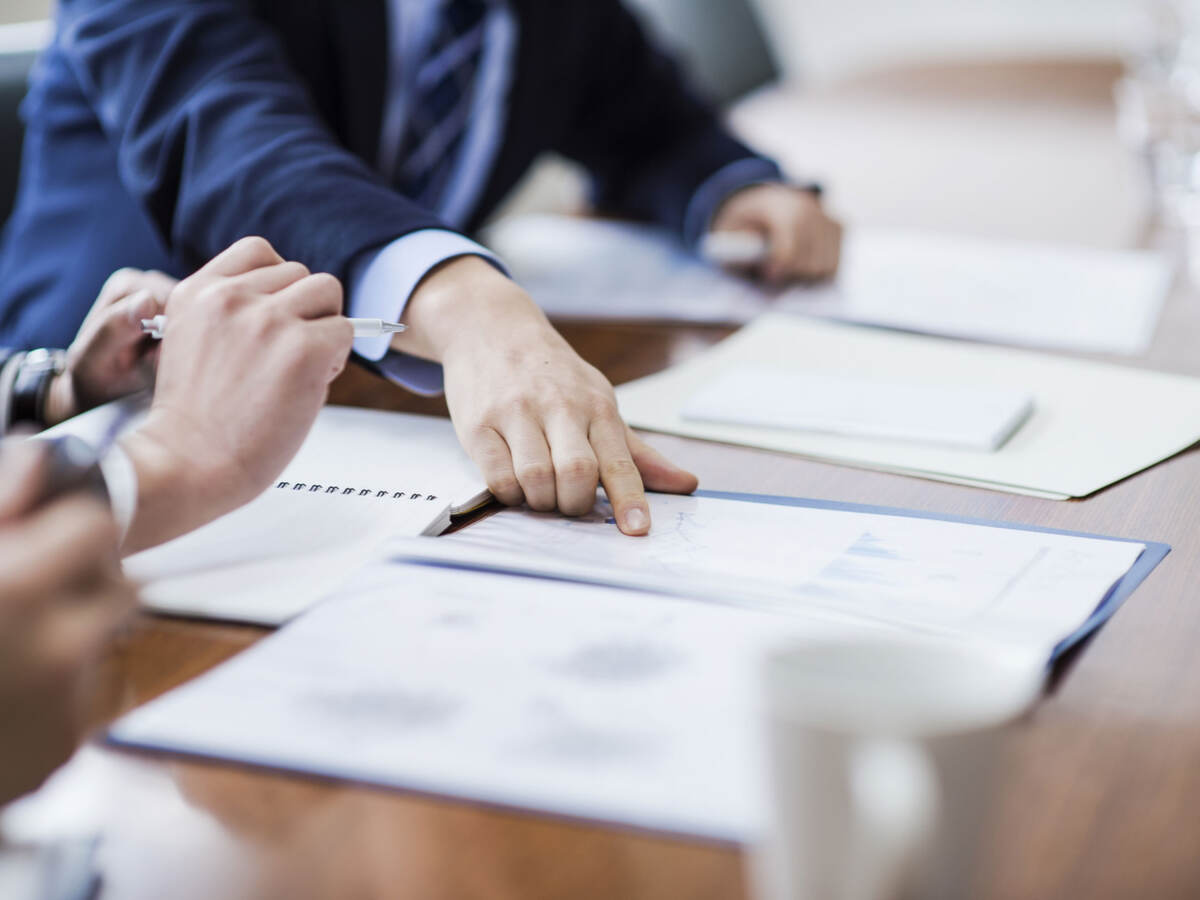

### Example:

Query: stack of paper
xmin=107 ymin=490 xmax=1166 ymax=840
xmin=487 ymin=215 xmax=1172 ymax=356
xmin=615 ymin=314 xmax=1200 ymax=499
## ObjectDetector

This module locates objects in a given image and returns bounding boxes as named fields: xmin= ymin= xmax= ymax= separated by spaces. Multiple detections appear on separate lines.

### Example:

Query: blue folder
xmin=422 ymin=488 xmax=1169 ymax=665
xmin=692 ymin=489 xmax=1169 ymax=663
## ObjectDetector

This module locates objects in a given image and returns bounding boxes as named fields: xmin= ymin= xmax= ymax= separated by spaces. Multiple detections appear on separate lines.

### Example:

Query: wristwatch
xmin=10 ymin=348 xmax=67 ymax=429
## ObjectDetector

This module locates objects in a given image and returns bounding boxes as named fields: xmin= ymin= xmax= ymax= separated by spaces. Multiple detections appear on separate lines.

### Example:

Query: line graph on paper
xmin=419 ymin=493 xmax=1145 ymax=644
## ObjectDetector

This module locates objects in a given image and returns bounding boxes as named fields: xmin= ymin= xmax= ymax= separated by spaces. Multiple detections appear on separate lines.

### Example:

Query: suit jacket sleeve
xmin=552 ymin=0 xmax=783 ymax=243
xmin=56 ymin=0 xmax=447 ymax=280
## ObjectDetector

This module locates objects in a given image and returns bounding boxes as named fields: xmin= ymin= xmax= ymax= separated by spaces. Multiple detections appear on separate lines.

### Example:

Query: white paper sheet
xmin=109 ymin=565 xmax=1038 ymax=842
xmin=107 ymin=486 xmax=1151 ymax=839
xmin=487 ymin=215 xmax=1171 ymax=356
xmin=395 ymin=492 xmax=1145 ymax=656
xmin=615 ymin=314 xmax=1200 ymax=498
xmin=682 ymin=367 xmax=1034 ymax=451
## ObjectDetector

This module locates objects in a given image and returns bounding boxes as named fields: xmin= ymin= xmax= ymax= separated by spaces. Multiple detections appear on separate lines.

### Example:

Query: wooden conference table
xmin=69 ymin=61 xmax=1200 ymax=899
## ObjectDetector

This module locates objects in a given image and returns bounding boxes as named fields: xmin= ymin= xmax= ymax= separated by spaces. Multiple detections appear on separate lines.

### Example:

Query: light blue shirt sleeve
xmin=349 ymin=227 xmax=506 ymax=396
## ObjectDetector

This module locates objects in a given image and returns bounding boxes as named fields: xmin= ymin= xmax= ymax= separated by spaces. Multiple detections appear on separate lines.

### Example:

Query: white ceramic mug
xmin=752 ymin=637 xmax=1044 ymax=900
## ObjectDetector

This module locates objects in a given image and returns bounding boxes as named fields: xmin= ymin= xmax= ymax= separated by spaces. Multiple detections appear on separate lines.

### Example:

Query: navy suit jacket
xmin=0 ymin=0 xmax=776 ymax=348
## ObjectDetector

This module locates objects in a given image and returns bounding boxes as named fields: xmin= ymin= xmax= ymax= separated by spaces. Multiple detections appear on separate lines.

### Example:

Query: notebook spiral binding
xmin=275 ymin=481 xmax=438 ymax=502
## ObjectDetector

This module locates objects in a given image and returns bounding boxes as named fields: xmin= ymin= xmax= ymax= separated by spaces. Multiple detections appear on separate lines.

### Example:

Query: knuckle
xmin=559 ymin=455 xmax=598 ymax=484
xmin=557 ymin=491 xmax=597 ymax=517
xmin=249 ymin=308 xmax=283 ymax=342
xmin=516 ymin=461 xmax=555 ymax=487
xmin=235 ymin=235 xmax=276 ymax=261
xmin=467 ymin=422 xmax=502 ymax=446
xmin=307 ymin=272 xmax=344 ymax=308
xmin=587 ymin=393 xmax=620 ymax=422
xmin=489 ymin=475 xmax=524 ymax=504
xmin=103 ymin=267 xmax=140 ymax=295
xmin=200 ymin=281 xmax=249 ymax=311
xmin=472 ymin=441 xmax=510 ymax=472
xmin=280 ymin=260 xmax=311 ymax=281
xmin=307 ymin=271 xmax=341 ymax=293
xmin=482 ymin=399 xmax=523 ymax=425
xmin=511 ymin=394 xmax=540 ymax=418
xmin=601 ymin=455 xmax=639 ymax=481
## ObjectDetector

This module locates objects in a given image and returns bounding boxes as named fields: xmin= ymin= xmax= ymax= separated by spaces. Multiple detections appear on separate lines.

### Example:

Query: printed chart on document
xmin=399 ymin=492 xmax=1144 ymax=657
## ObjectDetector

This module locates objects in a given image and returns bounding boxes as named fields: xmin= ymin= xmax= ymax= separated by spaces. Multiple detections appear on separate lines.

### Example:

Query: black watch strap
xmin=11 ymin=348 xmax=66 ymax=429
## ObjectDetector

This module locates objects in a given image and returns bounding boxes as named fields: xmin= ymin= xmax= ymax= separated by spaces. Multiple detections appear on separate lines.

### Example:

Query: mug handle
xmin=846 ymin=739 xmax=938 ymax=900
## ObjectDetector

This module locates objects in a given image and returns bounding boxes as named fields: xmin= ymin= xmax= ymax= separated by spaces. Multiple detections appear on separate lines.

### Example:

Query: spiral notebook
xmin=121 ymin=405 xmax=490 ymax=624
xmin=46 ymin=402 xmax=491 ymax=625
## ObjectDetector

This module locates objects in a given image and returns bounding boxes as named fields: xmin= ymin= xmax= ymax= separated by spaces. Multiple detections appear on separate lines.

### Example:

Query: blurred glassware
xmin=1118 ymin=1 xmax=1200 ymax=281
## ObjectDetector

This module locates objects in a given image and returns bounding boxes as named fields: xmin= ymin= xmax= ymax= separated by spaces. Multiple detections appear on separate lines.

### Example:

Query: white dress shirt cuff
xmin=349 ymin=228 xmax=506 ymax=396
xmin=98 ymin=443 xmax=138 ymax=541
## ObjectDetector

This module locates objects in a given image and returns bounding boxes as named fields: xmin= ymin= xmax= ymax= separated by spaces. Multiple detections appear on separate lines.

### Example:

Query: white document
xmin=119 ymin=405 xmax=490 ymax=625
xmin=396 ymin=492 xmax=1146 ymax=655
xmin=106 ymin=493 xmax=1150 ymax=839
xmin=109 ymin=567 xmax=1047 ymax=842
xmin=110 ymin=483 xmax=1145 ymax=840
xmin=615 ymin=314 xmax=1200 ymax=499
xmin=682 ymin=367 xmax=1033 ymax=451
xmin=830 ymin=229 xmax=1172 ymax=356
xmin=487 ymin=215 xmax=1171 ymax=356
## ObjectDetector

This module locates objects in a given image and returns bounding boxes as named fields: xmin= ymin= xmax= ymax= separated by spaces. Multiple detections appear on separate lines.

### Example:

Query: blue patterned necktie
xmin=394 ymin=0 xmax=489 ymax=210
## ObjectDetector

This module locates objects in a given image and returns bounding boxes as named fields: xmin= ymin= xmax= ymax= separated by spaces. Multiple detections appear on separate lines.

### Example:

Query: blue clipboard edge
xmin=693 ymin=489 xmax=1171 ymax=663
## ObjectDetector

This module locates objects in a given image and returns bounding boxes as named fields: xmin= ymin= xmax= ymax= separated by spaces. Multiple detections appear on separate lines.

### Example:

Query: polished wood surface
xmin=36 ymin=61 xmax=1200 ymax=899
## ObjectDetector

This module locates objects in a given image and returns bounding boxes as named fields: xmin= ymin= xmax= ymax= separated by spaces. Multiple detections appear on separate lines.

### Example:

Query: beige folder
xmin=615 ymin=315 xmax=1200 ymax=499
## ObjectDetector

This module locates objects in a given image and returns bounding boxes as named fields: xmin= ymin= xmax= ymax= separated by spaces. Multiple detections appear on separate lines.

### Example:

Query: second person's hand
xmin=391 ymin=257 xmax=698 ymax=536
xmin=709 ymin=183 xmax=842 ymax=285
xmin=43 ymin=267 xmax=180 ymax=426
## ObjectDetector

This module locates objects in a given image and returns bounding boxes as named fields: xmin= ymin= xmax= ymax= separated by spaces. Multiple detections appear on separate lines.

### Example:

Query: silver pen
xmin=140 ymin=315 xmax=407 ymax=339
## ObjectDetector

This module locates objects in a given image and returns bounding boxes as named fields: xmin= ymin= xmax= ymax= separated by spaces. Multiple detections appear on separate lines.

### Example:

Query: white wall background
xmin=750 ymin=0 xmax=1145 ymax=84
xmin=0 ymin=0 xmax=1150 ymax=84
xmin=0 ymin=1 xmax=51 ymax=26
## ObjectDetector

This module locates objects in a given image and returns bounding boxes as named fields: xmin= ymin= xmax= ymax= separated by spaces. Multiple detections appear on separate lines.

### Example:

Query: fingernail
xmin=623 ymin=507 xmax=648 ymax=533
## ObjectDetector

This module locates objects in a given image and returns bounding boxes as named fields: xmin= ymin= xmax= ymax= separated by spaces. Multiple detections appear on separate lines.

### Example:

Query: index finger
xmin=588 ymin=415 xmax=650 ymax=536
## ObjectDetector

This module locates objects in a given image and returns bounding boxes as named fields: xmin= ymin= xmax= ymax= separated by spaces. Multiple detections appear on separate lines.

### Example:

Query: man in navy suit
xmin=0 ymin=0 xmax=842 ymax=535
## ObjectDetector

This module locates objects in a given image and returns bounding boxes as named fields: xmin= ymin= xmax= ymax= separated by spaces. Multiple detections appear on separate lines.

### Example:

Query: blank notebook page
xmin=681 ymin=367 xmax=1034 ymax=451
